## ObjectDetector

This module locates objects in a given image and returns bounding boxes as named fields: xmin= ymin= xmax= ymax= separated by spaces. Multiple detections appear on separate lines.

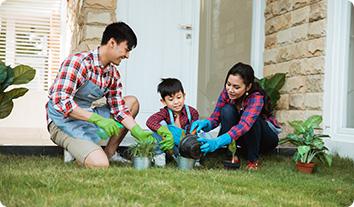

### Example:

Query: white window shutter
xmin=0 ymin=0 xmax=62 ymax=91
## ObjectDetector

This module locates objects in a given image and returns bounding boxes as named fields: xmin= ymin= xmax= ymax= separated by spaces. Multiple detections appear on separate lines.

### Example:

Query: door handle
xmin=179 ymin=24 xmax=192 ymax=30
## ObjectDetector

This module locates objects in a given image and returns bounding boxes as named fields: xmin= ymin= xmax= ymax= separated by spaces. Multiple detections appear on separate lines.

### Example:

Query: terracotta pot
xmin=296 ymin=162 xmax=315 ymax=174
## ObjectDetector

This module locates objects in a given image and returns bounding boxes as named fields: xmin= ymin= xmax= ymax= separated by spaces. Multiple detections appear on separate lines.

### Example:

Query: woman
xmin=190 ymin=62 xmax=281 ymax=170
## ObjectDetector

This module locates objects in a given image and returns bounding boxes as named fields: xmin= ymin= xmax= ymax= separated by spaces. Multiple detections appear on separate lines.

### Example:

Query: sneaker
xmin=194 ymin=160 xmax=202 ymax=167
xmin=153 ymin=153 xmax=166 ymax=167
xmin=246 ymin=160 xmax=259 ymax=171
xmin=109 ymin=152 xmax=131 ymax=164
xmin=64 ymin=150 xmax=75 ymax=163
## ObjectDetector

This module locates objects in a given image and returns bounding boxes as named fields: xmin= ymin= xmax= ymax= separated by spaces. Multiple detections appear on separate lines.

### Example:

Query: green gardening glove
xmin=130 ymin=124 xmax=155 ymax=143
xmin=157 ymin=126 xmax=174 ymax=151
xmin=88 ymin=113 xmax=120 ymax=137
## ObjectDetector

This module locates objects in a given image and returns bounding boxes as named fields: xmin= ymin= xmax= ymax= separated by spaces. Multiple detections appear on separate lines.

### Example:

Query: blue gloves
xmin=190 ymin=119 xmax=212 ymax=133
xmin=197 ymin=133 xmax=232 ymax=153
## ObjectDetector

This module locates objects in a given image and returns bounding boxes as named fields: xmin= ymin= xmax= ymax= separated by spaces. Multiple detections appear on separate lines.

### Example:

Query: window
xmin=0 ymin=0 xmax=62 ymax=91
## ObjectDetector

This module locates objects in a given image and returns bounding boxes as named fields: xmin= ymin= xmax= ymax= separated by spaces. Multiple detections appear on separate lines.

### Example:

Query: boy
xmin=146 ymin=78 xmax=199 ymax=167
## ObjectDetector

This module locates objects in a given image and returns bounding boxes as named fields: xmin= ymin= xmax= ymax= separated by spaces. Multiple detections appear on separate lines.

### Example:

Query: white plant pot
xmin=133 ymin=157 xmax=151 ymax=170
xmin=178 ymin=156 xmax=196 ymax=170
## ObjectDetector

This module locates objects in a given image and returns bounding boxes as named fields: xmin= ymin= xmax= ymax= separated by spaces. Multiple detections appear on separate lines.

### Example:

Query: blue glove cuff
xmin=216 ymin=133 xmax=232 ymax=147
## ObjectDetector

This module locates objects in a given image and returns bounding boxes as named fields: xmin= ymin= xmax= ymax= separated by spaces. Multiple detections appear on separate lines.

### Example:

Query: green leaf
xmin=288 ymin=120 xmax=306 ymax=134
xmin=1 ymin=66 xmax=14 ymax=91
xmin=297 ymin=145 xmax=310 ymax=157
xmin=12 ymin=65 xmax=36 ymax=85
xmin=303 ymin=115 xmax=322 ymax=130
xmin=0 ymin=61 xmax=7 ymax=84
xmin=4 ymin=87 xmax=29 ymax=100
xmin=228 ymin=140 xmax=237 ymax=155
xmin=0 ymin=94 xmax=14 ymax=119
xmin=266 ymin=73 xmax=286 ymax=91
xmin=312 ymin=139 xmax=324 ymax=149
xmin=324 ymin=153 xmax=332 ymax=167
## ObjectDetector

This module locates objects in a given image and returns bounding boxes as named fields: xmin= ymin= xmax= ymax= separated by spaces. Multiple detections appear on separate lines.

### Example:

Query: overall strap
xmin=185 ymin=104 xmax=192 ymax=124
xmin=168 ymin=108 xmax=175 ymax=126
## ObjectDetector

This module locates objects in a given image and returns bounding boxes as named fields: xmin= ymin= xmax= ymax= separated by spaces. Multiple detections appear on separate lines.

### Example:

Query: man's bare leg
xmin=104 ymin=95 xmax=139 ymax=158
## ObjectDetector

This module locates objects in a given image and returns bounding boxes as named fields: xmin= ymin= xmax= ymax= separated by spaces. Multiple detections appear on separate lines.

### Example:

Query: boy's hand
xmin=157 ymin=126 xmax=174 ymax=151
xmin=131 ymin=124 xmax=155 ymax=143
xmin=88 ymin=113 xmax=120 ymax=137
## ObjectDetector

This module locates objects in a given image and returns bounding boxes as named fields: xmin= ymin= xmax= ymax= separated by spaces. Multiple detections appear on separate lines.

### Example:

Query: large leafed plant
xmin=279 ymin=115 xmax=332 ymax=166
xmin=0 ymin=61 xmax=36 ymax=119
xmin=257 ymin=73 xmax=286 ymax=110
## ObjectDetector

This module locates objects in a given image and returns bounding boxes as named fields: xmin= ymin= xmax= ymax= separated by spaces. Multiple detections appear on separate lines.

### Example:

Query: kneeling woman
xmin=191 ymin=62 xmax=281 ymax=170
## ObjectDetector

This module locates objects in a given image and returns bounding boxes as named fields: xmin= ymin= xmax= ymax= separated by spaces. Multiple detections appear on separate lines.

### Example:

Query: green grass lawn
xmin=0 ymin=154 xmax=353 ymax=207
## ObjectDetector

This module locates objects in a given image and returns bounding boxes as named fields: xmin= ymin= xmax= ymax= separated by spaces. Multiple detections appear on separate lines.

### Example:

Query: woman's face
xmin=225 ymin=74 xmax=250 ymax=100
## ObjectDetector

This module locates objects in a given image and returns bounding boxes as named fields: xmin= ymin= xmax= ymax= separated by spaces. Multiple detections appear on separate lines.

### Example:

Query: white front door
xmin=116 ymin=0 xmax=200 ymax=128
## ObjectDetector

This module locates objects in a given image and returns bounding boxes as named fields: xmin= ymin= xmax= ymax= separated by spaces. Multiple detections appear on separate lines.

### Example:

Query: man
xmin=47 ymin=22 xmax=153 ymax=168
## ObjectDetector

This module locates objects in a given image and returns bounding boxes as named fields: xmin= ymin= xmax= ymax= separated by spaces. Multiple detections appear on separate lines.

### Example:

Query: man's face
xmin=108 ymin=39 xmax=130 ymax=65
xmin=161 ymin=91 xmax=186 ymax=113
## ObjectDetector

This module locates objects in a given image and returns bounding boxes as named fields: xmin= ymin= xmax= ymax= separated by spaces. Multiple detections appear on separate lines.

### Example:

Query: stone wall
xmin=263 ymin=0 xmax=327 ymax=137
xmin=68 ymin=0 xmax=117 ymax=53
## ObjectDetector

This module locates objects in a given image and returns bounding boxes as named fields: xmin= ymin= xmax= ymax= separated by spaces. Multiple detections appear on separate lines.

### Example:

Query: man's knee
xmin=84 ymin=149 xmax=109 ymax=168
xmin=124 ymin=95 xmax=139 ymax=116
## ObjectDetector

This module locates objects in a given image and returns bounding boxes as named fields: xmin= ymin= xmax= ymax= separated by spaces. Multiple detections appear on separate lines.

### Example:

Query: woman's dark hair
xmin=224 ymin=62 xmax=273 ymax=117
xmin=101 ymin=22 xmax=137 ymax=51
xmin=157 ymin=78 xmax=185 ymax=100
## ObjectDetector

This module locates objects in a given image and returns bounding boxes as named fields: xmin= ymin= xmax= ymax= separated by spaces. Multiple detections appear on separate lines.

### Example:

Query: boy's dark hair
xmin=101 ymin=22 xmax=137 ymax=51
xmin=157 ymin=78 xmax=185 ymax=99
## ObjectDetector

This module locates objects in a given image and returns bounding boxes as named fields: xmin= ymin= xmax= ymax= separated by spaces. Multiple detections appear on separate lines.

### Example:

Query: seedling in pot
xmin=223 ymin=140 xmax=240 ymax=170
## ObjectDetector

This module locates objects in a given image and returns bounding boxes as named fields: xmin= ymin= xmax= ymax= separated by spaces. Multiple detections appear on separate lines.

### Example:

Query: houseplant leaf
xmin=12 ymin=65 xmax=36 ymax=85
xmin=288 ymin=120 xmax=305 ymax=134
xmin=0 ymin=93 xmax=14 ymax=119
xmin=1 ymin=66 xmax=14 ymax=91
xmin=4 ymin=88 xmax=29 ymax=100
xmin=266 ymin=73 xmax=286 ymax=91
xmin=303 ymin=115 xmax=322 ymax=130
xmin=0 ymin=61 xmax=7 ymax=84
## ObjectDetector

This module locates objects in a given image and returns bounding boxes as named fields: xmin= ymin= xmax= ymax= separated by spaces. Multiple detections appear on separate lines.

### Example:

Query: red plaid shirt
xmin=47 ymin=48 xmax=130 ymax=122
xmin=146 ymin=105 xmax=199 ymax=131
xmin=207 ymin=89 xmax=280 ymax=140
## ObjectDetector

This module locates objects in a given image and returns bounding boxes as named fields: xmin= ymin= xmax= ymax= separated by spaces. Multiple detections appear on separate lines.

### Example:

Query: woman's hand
xmin=197 ymin=133 xmax=232 ymax=153
xmin=190 ymin=119 xmax=212 ymax=133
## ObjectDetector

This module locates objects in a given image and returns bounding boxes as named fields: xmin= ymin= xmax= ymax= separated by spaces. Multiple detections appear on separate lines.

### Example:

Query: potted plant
xmin=0 ymin=61 xmax=36 ymax=119
xmin=223 ymin=140 xmax=240 ymax=170
xmin=257 ymin=73 xmax=286 ymax=109
xmin=280 ymin=115 xmax=332 ymax=174
xmin=177 ymin=134 xmax=201 ymax=170
xmin=129 ymin=140 xmax=155 ymax=170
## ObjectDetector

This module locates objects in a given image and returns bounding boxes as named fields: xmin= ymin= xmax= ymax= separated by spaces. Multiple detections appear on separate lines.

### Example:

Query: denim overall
xmin=153 ymin=105 xmax=192 ymax=156
xmin=47 ymin=81 xmax=111 ymax=144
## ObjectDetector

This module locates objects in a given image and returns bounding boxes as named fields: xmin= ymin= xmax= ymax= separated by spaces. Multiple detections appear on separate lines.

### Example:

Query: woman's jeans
xmin=219 ymin=104 xmax=279 ymax=162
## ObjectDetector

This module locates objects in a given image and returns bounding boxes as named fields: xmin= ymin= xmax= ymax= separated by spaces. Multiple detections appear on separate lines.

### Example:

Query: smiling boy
xmin=146 ymin=78 xmax=199 ymax=167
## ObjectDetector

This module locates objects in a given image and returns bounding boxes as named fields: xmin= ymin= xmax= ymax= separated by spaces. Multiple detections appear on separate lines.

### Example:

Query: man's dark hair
xmin=157 ymin=78 xmax=185 ymax=99
xmin=101 ymin=22 xmax=137 ymax=51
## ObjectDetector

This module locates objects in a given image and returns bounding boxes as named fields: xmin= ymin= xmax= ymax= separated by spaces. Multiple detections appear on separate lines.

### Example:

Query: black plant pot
xmin=179 ymin=134 xmax=202 ymax=159
xmin=223 ymin=160 xmax=241 ymax=170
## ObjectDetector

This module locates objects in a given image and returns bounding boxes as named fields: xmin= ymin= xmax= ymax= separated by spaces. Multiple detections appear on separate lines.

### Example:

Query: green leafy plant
xmin=228 ymin=140 xmax=238 ymax=163
xmin=257 ymin=73 xmax=286 ymax=109
xmin=0 ymin=61 xmax=36 ymax=119
xmin=129 ymin=140 xmax=155 ymax=158
xmin=279 ymin=115 xmax=332 ymax=166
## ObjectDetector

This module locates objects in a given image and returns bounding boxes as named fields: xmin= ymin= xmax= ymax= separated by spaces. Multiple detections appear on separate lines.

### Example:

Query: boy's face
xmin=161 ymin=91 xmax=186 ymax=113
